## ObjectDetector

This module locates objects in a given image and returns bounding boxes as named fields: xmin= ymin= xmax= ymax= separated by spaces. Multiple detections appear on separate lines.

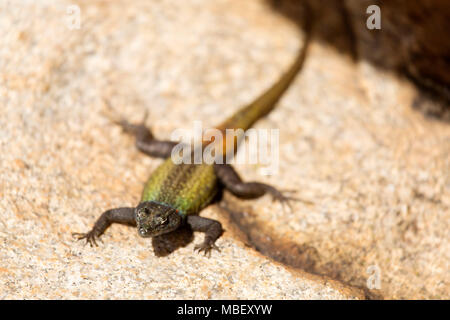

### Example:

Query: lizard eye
xmin=139 ymin=207 xmax=150 ymax=216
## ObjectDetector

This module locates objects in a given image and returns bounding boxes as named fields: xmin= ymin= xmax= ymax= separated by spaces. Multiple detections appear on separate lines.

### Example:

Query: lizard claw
xmin=112 ymin=109 xmax=150 ymax=134
xmin=102 ymin=99 xmax=149 ymax=131
xmin=194 ymin=242 xmax=220 ymax=257
xmin=72 ymin=231 xmax=101 ymax=247
xmin=265 ymin=187 xmax=313 ymax=213
xmin=114 ymin=119 xmax=141 ymax=134
xmin=113 ymin=117 xmax=154 ymax=142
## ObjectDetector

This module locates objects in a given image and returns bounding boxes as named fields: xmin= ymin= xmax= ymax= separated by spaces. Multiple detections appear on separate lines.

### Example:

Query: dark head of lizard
xmin=135 ymin=201 xmax=183 ymax=237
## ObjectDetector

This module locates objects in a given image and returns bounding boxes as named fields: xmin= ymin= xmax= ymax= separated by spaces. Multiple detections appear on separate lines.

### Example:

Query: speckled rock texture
xmin=0 ymin=0 xmax=448 ymax=299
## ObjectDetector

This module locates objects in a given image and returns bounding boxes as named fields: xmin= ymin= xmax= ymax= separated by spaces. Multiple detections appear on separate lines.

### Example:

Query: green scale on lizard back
xmin=141 ymin=158 xmax=218 ymax=216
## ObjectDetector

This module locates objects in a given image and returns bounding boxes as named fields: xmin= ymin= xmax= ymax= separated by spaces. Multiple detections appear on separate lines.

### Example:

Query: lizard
xmin=73 ymin=31 xmax=311 ymax=256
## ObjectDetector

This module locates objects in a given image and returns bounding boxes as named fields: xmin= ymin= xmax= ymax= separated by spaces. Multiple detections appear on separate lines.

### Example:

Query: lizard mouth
xmin=138 ymin=227 xmax=152 ymax=237
xmin=138 ymin=226 xmax=168 ymax=237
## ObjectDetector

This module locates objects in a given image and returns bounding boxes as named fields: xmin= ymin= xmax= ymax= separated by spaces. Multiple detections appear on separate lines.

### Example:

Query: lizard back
xmin=141 ymin=160 xmax=217 ymax=216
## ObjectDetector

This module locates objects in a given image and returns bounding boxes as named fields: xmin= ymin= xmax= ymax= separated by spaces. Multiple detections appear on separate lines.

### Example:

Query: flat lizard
xmin=74 ymin=31 xmax=311 ymax=255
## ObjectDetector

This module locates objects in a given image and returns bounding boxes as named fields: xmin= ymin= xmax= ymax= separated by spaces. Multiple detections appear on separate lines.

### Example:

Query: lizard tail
xmin=210 ymin=28 xmax=313 ymax=158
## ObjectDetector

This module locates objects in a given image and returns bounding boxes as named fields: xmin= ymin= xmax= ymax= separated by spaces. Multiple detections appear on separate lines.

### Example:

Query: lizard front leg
xmin=186 ymin=215 xmax=223 ymax=256
xmin=214 ymin=164 xmax=298 ymax=211
xmin=73 ymin=207 xmax=136 ymax=246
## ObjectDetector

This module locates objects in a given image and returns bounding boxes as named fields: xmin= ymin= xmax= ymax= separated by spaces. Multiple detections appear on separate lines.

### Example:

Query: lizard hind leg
xmin=214 ymin=164 xmax=310 ymax=213
xmin=103 ymin=104 xmax=177 ymax=159
xmin=114 ymin=113 xmax=178 ymax=159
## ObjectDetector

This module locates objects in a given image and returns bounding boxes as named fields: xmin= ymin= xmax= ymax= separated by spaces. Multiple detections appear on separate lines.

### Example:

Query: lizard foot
xmin=102 ymin=99 xmax=151 ymax=136
xmin=113 ymin=110 xmax=150 ymax=136
xmin=265 ymin=187 xmax=313 ymax=213
xmin=72 ymin=230 xmax=102 ymax=247
xmin=194 ymin=242 xmax=220 ymax=257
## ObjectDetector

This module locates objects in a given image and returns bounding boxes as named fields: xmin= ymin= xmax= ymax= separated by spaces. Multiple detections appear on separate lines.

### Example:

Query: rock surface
xmin=0 ymin=0 xmax=448 ymax=299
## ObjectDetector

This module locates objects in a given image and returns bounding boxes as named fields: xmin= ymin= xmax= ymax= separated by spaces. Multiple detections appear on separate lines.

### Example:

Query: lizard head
xmin=135 ymin=201 xmax=182 ymax=237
